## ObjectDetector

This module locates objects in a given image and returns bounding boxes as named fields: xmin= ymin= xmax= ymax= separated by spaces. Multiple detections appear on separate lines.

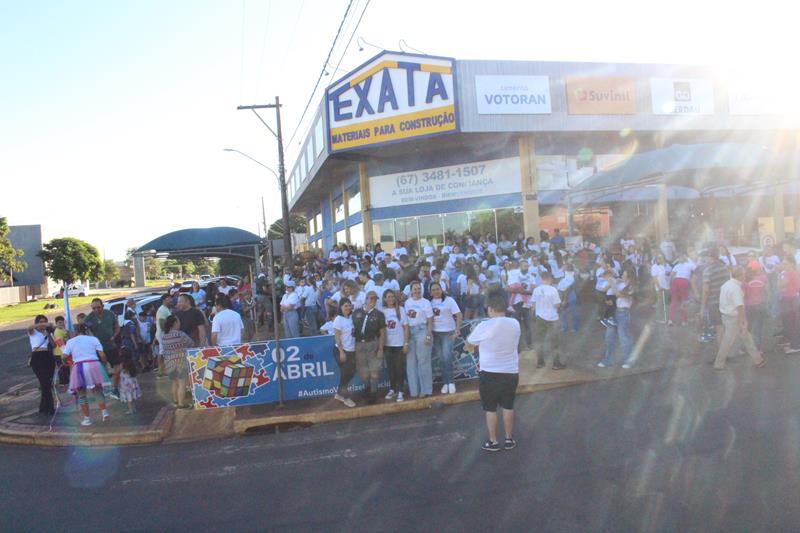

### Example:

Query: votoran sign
xmin=325 ymin=51 xmax=457 ymax=152
xmin=566 ymin=76 xmax=637 ymax=114
xmin=650 ymin=78 xmax=715 ymax=115
xmin=475 ymin=75 xmax=551 ymax=114
xmin=370 ymin=157 xmax=521 ymax=208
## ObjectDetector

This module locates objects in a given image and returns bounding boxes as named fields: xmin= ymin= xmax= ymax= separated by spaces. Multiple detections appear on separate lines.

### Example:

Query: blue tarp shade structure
xmin=570 ymin=143 xmax=787 ymax=201
xmin=136 ymin=227 xmax=261 ymax=253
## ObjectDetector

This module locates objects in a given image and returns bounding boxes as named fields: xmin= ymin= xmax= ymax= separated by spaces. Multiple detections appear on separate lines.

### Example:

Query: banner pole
xmin=268 ymin=241 xmax=284 ymax=406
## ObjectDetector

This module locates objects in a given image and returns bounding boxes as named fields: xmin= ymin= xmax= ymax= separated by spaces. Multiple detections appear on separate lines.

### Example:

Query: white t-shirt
xmin=217 ymin=285 xmax=234 ymax=296
xmin=28 ymin=330 xmax=49 ymax=351
xmin=672 ymin=261 xmax=695 ymax=280
xmin=532 ymin=284 xmax=561 ymax=321
xmin=155 ymin=304 xmax=171 ymax=340
xmin=63 ymin=335 xmax=103 ymax=363
xmin=211 ymin=309 xmax=244 ymax=346
xmin=467 ymin=317 xmax=520 ymax=374
xmin=382 ymin=307 xmax=408 ymax=347
xmin=615 ymin=281 xmax=633 ymax=309
xmin=280 ymin=291 xmax=300 ymax=310
xmin=393 ymin=246 xmax=408 ymax=259
xmin=333 ymin=315 xmax=355 ymax=351
xmin=557 ymin=273 xmax=575 ymax=292
xmin=404 ymin=297 xmax=433 ymax=327
xmin=651 ymin=263 xmax=670 ymax=290
xmin=430 ymin=296 xmax=461 ymax=332
xmin=319 ymin=320 xmax=335 ymax=336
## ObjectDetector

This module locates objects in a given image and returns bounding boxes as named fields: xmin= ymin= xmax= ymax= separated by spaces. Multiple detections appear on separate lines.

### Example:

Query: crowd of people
xmin=26 ymin=228 xmax=800 ymax=427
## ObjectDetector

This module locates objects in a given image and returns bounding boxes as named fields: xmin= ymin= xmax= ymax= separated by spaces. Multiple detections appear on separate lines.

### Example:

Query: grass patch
xmin=0 ymin=296 xmax=98 ymax=325
xmin=145 ymin=279 xmax=171 ymax=288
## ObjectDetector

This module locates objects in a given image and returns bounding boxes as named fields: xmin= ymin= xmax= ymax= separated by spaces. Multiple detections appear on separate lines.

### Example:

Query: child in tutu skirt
xmin=119 ymin=358 xmax=142 ymax=414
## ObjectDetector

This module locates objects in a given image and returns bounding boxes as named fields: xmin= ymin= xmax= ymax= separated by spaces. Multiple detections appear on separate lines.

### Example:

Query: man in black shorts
xmin=84 ymin=297 xmax=121 ymax=398
xmin=466 ymin=288 xmax=521 ymax=452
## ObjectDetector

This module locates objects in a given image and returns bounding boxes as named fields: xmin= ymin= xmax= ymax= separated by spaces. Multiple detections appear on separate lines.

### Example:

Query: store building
xmin=287 ymin=51 xmax=799 ymax=254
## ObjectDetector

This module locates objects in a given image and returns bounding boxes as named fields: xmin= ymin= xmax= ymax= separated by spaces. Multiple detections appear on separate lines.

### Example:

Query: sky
xmin=1 ymin=0 xmax=795 ymax=261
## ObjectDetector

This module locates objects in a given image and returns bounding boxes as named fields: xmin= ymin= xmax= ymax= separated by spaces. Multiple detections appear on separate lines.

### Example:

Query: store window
xmin=419 ymin=214 xmax=443 ymax=250
xmin=349 ymin=223 xmax=364 ymax=249
xmin=373 ymin=220 xmax=395 ymax=254
xmin=305 ymin=141 xmax=315 ymax=177
xmin=314 ymin=119 xmax=325 ymax=156
xmin=469 ymin=210 xmax=496 ymax=241
xmin=336 ymin=229 xmax=347 ymax=245
xmin=443 ymin=212 xmax=469 ymax=242
xmin=495 ymin=208 xmax=524 ymax=242
xmin=333 ymin=195 xmax=345 ymax=224
xmin=395 ymin=217 xmax=419 ymax=255
xmin=314 ymin=212 xmax=323 ymax=236
xmin=346 ymin=183 xmax=361 ymax=217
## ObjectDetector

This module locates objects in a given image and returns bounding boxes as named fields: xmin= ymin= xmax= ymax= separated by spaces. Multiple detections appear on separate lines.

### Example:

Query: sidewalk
xmin=1 ymin=302 xmax=782 ymax=447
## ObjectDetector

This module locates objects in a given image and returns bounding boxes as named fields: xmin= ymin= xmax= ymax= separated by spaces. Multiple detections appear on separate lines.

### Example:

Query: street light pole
xmin=236 ymin=97 xmax=293 ymax=270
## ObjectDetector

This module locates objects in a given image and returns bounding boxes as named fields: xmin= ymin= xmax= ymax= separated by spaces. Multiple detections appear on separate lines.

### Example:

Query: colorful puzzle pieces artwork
xmin=202 ymin=355 xmax=255 ymax=398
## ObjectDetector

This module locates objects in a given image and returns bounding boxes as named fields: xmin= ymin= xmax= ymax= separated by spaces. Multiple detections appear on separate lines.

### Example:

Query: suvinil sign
xmin=325 ymin=51 xmax=458 ymax=152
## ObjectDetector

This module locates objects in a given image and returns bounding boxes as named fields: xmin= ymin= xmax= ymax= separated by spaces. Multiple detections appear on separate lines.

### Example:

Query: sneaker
xmin=481 ymin=440 xmax=501 ymax=452
xmin=607 ymin=318 xmax=617 ymax=327
xmin=342 ymin=398 xmax=356 ymax=408
xmin=621 ymin=363 xmax=632 ymax=369
xmin=755 ymin=360 xmax=767 ymax=368
xmin=108 ymin=391 xmax=120 ymax=401
xmin=441 ymin=384 xmax=450 ymax=394
xmin=600 ymin=318 xmax=610 ymax=328
xmin=81 ymin=417 xmax=92 ymax=427
xmin=385 ymin=389 xmax=396 ymax=400
xmin=102 ymin=409 xmax=110 ymax=422
xmin=448 ymin=383 xmax=456 ymax=394
xmin=334 ymin=394 xmax=347 ymax=404
xmin=552 ymin=362 xmax=567 ymax=371
xmin=396 ymin=392 xmax=405 ymax=402
xmin=596 ymin=362 xmax=608 ymax=368
xmin=504 ymin=438 xmax=517 ymax=450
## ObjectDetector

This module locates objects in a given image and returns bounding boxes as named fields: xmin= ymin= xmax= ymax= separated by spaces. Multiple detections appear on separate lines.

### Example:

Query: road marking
xmin=119 ymin=431 xmax=467 ymax=486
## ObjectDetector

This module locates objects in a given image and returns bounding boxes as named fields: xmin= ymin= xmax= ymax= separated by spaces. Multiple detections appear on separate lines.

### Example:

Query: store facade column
xmin=656 ymin=181 xmax=669 ymax=241
xmin=359 ymin=162 xmax=374 ymax=247
xmin=774 ymin=183 xmax=786 ymax=244
xmin=519 ymin=134 xmax=541 ymax=241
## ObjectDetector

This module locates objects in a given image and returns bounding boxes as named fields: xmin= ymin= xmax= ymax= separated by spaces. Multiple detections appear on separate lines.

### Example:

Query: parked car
xmin=104 ymin=293 xmax=163 ymax=326
xmin=53 ymin=284 xmax=89 ymax=298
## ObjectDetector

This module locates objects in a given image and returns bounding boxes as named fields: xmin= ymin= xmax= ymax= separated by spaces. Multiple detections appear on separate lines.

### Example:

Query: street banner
xmin=187 ymin=329 xmax=479 ymax=409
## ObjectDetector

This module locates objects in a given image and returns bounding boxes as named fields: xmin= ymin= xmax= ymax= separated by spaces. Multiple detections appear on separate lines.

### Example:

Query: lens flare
xmin=64 ymin=446 xmax=120 ymax=489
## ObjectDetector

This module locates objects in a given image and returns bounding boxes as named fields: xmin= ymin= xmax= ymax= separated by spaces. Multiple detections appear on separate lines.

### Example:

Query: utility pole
xmin=237 ymin=97 xmax=293 ymax=270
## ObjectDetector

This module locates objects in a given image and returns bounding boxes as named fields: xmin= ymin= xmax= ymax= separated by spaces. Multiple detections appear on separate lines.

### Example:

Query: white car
xmin=53 ymin=284 xmax=89 ymax=298
xmin=105 ymin=294 xmax=164 ymax=326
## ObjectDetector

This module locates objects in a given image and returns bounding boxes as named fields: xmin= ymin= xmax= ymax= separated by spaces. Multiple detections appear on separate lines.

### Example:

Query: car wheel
xmin=78 ymin=293 xmax=85 ymax=297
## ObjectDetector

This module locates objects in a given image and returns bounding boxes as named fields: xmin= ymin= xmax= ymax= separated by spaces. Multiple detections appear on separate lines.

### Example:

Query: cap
xmin=285 ymin=280 xmax=296 ymax=287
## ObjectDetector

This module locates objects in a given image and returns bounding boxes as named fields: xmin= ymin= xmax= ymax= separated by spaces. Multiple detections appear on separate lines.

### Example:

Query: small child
xmin=600 ymin=270 xmax=617 ymax=327
xmin=319 ymin=312 xmax=336 ymax=336
xmin=52 ymin=316 xmax=71 ymax=389
xmin=119 ymin=358 xmax=142 ymax=414
xmin=138 ymin=310 xmax=152 ymax=363
xmin=73 ymin=313 xmax=86 ymax=336
xmin=120 ymin=310 xmax=140 ymax=365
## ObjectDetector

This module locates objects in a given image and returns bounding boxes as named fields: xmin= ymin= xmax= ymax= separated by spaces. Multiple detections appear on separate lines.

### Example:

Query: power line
xmin=285 ymin=0 xmax=356 ymax=149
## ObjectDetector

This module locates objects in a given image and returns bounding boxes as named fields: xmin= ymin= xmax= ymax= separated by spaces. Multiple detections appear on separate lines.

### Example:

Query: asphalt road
xmin=3 ymin=349 xmax=800 ymax=532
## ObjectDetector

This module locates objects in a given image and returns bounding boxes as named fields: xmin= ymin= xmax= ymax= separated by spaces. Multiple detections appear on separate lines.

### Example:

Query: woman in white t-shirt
xmin=381 ymin=289 xmax=409 ymax=402
xmin=429 ymin=283 xmax=463 ymax=395
xmin=62 ymin=324 xmax=110 ymax=426
xmin=280 ymin=281 xmax=301 ymax=338
xmin=333 ymin=298 xmax=357 ymax=408
xmin=403 ymin=281 xmax=434 ymax=398
xmin=668 ymin=253 xmax=695 ymax=326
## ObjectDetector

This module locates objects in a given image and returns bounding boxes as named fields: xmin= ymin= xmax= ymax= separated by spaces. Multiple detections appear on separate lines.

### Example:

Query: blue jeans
xmin=560 ymin=291 xmax=579 ymax=332
xmin=433 ymin=331 xmax=455 ymax=385
xmin=602 ymin=308 xmax=633 ymax=365
xmin=283 ymin=310 xmax=300 ymax=339
xmin=407 ymin=324 xmax=433 ymax=397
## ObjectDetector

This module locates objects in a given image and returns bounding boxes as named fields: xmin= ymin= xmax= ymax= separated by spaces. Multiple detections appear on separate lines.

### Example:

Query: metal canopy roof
xmin=135 ymin=227 xmax=262 ymax=259
xmin=571 ymin=143 xmax=787 ymax=197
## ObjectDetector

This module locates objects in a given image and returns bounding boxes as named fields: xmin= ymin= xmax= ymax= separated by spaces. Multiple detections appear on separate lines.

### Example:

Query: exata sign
xmin=649 ymin=78 xmax=715 ymax=115
xmin=325 ymin=51 xmax=457 ymax=152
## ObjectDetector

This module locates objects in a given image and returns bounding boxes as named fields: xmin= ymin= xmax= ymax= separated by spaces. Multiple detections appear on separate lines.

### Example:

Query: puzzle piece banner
xmin=187 ymin=333 xmax=478 ymax=409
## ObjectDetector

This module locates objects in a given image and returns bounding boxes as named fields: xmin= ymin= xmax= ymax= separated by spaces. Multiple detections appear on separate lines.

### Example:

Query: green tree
xmin=267 ymin=215 xmax=307 ymax=240
xmin=0 ymin=217 xmax=26 ymax=283
xmin=145 ymin=258 xmax=163 ymax=279
xmin=38 ymin=237 xmax=102 ymax=285
xmin=193 ymin=258 xmax=218 ymax=276
xmin=102 ymin=259 xmax=120 ymax=285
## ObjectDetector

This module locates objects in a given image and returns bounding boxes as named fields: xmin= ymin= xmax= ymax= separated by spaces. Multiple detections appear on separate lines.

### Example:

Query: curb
xmin=233 ymin=380 xmax=586 ymax=434
xmin=0 ymin=406 xmax=174 ymax=447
